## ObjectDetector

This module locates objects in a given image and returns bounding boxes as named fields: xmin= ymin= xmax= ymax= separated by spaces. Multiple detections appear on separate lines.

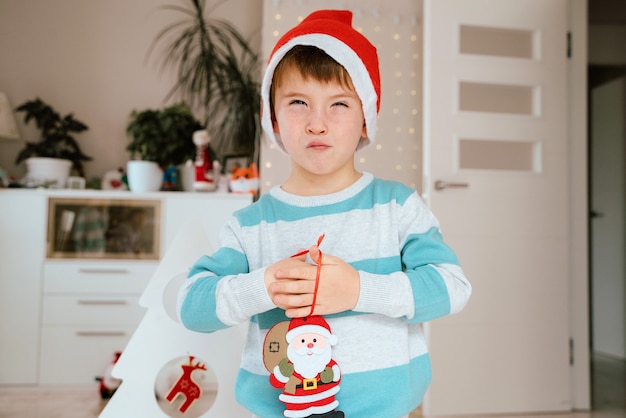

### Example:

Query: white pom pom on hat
xmin=261 ymin=9 xmax=381 ymax=154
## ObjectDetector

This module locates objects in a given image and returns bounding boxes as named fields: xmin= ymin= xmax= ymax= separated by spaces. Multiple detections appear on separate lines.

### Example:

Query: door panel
xmin=423 ymin=0 xmax=570 ymax=415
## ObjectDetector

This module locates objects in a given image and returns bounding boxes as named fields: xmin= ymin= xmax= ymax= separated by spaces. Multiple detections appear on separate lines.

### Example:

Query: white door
xmin=423 ymin=0 xmax=570 ymax=415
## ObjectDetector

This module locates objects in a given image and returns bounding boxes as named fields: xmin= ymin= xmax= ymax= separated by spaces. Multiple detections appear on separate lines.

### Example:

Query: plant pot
xmin=179 ymin=162 xmax=195 ymax=192
xmin=126 ymin=160 xmax=163 ymax=192
xmin=25 ymin=157 xmax=72 ymax=188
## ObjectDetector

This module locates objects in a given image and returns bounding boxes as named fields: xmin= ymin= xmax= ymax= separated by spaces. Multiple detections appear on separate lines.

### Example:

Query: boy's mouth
xmin=307 ymin=141 xmax=330 ymax=150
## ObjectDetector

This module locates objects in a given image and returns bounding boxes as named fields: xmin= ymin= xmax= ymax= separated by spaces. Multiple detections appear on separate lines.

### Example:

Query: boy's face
xmin=272 ymin=68 xmax=367 ymax=179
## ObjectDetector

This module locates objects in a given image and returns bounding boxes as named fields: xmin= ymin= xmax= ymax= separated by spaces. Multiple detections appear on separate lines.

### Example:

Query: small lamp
xmin=0 ymin=92 xmax=19 ymax=140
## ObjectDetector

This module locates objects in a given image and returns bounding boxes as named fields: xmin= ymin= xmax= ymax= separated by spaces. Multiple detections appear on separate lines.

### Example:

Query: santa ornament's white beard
xmin=288 ymin=343 xmax=332 ymax=379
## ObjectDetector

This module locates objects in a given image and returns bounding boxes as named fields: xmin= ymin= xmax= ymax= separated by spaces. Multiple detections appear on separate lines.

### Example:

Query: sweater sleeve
xmin=354 ymin=192 xmax=471 ymax=322
xmin=177 ymin=219 xmax=275 ymax=333
xmin=401 ymin=193 xmax=471 ymax=322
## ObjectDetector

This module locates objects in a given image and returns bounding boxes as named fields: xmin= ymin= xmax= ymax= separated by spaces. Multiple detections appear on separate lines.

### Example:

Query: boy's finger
xmin=308 ymin=245 xmax=321 ymax=263
xmin=275 ymin=264 xmax=317 ymax=280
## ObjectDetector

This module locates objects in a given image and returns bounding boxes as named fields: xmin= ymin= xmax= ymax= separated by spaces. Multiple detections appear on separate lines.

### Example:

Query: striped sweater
xmin=178 ymin=172 xmax=471 ymax=417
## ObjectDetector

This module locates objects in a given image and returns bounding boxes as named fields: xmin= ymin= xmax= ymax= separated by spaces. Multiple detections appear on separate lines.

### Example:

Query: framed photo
xmin=66 ymin=176 xmax=86 ymax=189
xmin=47 ymin=197 xmax=161 ymax=260
xmin=223 ymin=154 xmax=250 ymax=175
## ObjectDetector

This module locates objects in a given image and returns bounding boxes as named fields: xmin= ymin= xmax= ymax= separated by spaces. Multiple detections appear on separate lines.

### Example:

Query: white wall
xmin=0 ymin=0 xmax=262 ymax=182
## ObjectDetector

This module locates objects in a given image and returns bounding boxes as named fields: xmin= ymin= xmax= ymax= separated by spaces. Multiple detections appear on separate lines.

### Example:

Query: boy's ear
xmin=361 ymin=122 xmax=367 ymax=138
xmin=272 ymin=118 xmax=280 ymax=133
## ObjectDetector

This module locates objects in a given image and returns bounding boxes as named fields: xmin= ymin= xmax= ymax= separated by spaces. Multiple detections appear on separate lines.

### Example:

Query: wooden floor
xmin=0 ymin=354 xmax=623 ymax=418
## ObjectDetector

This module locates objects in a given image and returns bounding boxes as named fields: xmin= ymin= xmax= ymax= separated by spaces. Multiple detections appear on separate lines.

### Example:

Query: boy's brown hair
xmin=269 ymin=45 xmax=356 ymax=121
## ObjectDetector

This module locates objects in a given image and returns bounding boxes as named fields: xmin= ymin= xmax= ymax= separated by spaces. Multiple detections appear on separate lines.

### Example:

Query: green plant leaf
xmin=147 ymin=0 xmax=261 ymax=165
xmin=126 ymin=102 xmax=202 ymax=168
xmin=14 ymin=97 xmax=91 ymax=176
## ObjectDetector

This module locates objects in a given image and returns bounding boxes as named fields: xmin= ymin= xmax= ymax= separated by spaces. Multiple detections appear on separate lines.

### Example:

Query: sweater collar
xmin=270 ymin=172 xmax=373 ymax=207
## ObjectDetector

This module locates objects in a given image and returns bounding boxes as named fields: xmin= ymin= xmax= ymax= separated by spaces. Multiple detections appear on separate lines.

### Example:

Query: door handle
xmin=434 ymin=180 xmax=469 ymax=191
xmin=590 ymin=210 xmax=604 ymax=219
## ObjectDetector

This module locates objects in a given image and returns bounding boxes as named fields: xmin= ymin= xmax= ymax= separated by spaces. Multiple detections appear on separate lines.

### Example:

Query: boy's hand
xmin=264 ymin=245 xmax=360 ymax=318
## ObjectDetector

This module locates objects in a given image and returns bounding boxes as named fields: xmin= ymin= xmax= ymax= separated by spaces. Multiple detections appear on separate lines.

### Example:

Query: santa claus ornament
xmin=263 ymin=235 xmax=344 ymax=418
xmin=264 ymin=316 xmax=343 ymax=418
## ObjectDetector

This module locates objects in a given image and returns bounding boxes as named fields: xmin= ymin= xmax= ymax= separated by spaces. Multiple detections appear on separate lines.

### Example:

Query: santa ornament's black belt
xmin=296 ymin=378 xmax=335 ymax=390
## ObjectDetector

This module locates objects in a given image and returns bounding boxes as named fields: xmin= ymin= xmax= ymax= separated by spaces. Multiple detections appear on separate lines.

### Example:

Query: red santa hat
xmin=285 ymin=316 xmax=338 ymax=346
xmin=261 ymin=9 xmax=381 ymax=154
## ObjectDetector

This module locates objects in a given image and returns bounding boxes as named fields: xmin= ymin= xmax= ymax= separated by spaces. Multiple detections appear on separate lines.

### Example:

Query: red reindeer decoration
xmin=165 ymin=355 xmax=207 ymax=413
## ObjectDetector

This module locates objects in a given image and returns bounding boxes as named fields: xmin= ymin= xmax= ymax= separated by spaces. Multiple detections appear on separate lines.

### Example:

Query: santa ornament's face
xmin=288 ymin=332 xmax=332 ymax=379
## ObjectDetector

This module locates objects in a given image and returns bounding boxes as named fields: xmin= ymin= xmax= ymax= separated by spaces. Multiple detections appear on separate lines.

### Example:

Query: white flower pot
xmin=126 ymin=160 xmax=163 ymax=192
xmin=25 ymin=157 xmax=72 ymax=189
xmin=179 ymin=161 xmax=195 ymax=192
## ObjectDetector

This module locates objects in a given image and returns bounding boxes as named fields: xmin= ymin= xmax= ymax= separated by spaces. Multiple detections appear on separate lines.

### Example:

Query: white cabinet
xmin=42 ymin=261 xmax=157 ymax=294
xmin=0 ymin=189 xmax=251 ymax=386
xmin=0 ymin=191 xmax=45 ymax=384
xmin=39 ymin=261 xmax=157 ymax=385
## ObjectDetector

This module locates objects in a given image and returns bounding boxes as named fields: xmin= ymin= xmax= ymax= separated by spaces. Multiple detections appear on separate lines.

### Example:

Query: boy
xmin=178 ymin=9 xmax=471 ymax=418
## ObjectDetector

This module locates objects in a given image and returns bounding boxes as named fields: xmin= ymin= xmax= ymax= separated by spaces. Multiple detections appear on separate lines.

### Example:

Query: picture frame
xmin=66 ymin=176 xmax=86 ymax=189
xmin=223 ymin=154 xmax=250 ymax=175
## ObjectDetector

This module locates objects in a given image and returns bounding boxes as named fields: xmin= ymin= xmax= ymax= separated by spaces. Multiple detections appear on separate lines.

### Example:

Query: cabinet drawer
xmin=43 ymin=261 xmax=157 ymax=293
xmin=42 ymin=295 xmax=145 ymax=326
xmin=39 ymin=326 xmax=133 ymax=385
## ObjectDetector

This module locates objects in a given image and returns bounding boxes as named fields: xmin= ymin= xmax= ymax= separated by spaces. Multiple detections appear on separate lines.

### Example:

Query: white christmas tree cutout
xmin=99 ymin=220 xmax=247 ymax=417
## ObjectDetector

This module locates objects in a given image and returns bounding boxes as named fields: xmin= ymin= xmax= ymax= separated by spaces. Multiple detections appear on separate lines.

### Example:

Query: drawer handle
xmin=78 ymin=268 xmax=130 ymax=274
xmin=78 ymin=300 xmax=128 ymax=306
xmin=76 ymin=331 xmax=127 ymax=337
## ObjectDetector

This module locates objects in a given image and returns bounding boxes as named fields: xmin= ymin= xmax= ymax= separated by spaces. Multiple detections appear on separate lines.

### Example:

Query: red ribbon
xmin=290 ymin=234 xmax=325 ymax=317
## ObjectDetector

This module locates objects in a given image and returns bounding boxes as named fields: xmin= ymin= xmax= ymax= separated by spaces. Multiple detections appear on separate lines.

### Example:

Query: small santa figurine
xmin=192 ymin=129 xmax=217 ymax=192
xmin=269 ymin=316 xmax=344 ymax=418
xmin=97 ymin=351 xmax=122 ymax=399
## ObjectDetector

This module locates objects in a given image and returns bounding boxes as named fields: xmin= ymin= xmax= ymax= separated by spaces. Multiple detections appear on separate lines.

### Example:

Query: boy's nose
xmin=306 ymin=113 xmax=327 ymax=135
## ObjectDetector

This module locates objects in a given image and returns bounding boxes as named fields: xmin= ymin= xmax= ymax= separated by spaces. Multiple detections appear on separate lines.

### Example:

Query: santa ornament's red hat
xmin=285 ymin=316 xmax=338 ymax=346
xmin=261 ymin=9 xmax=381 ymax=154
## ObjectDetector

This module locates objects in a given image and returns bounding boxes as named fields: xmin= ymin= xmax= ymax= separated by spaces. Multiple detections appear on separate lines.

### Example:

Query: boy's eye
xmin=333 ymin=101 xmax=349 ymax=107
xmin=289 ymin=99 xmax=306 ymax=106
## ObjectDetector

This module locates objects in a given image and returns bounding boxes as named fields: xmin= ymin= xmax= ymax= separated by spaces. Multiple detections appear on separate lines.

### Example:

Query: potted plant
xmin=149 ymin=0 xmax=261 ymax=168
xmin=14 ymin=98 xmax=92 ymax=187
xmin=126 ymin=102 xmax=203 ymax=192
